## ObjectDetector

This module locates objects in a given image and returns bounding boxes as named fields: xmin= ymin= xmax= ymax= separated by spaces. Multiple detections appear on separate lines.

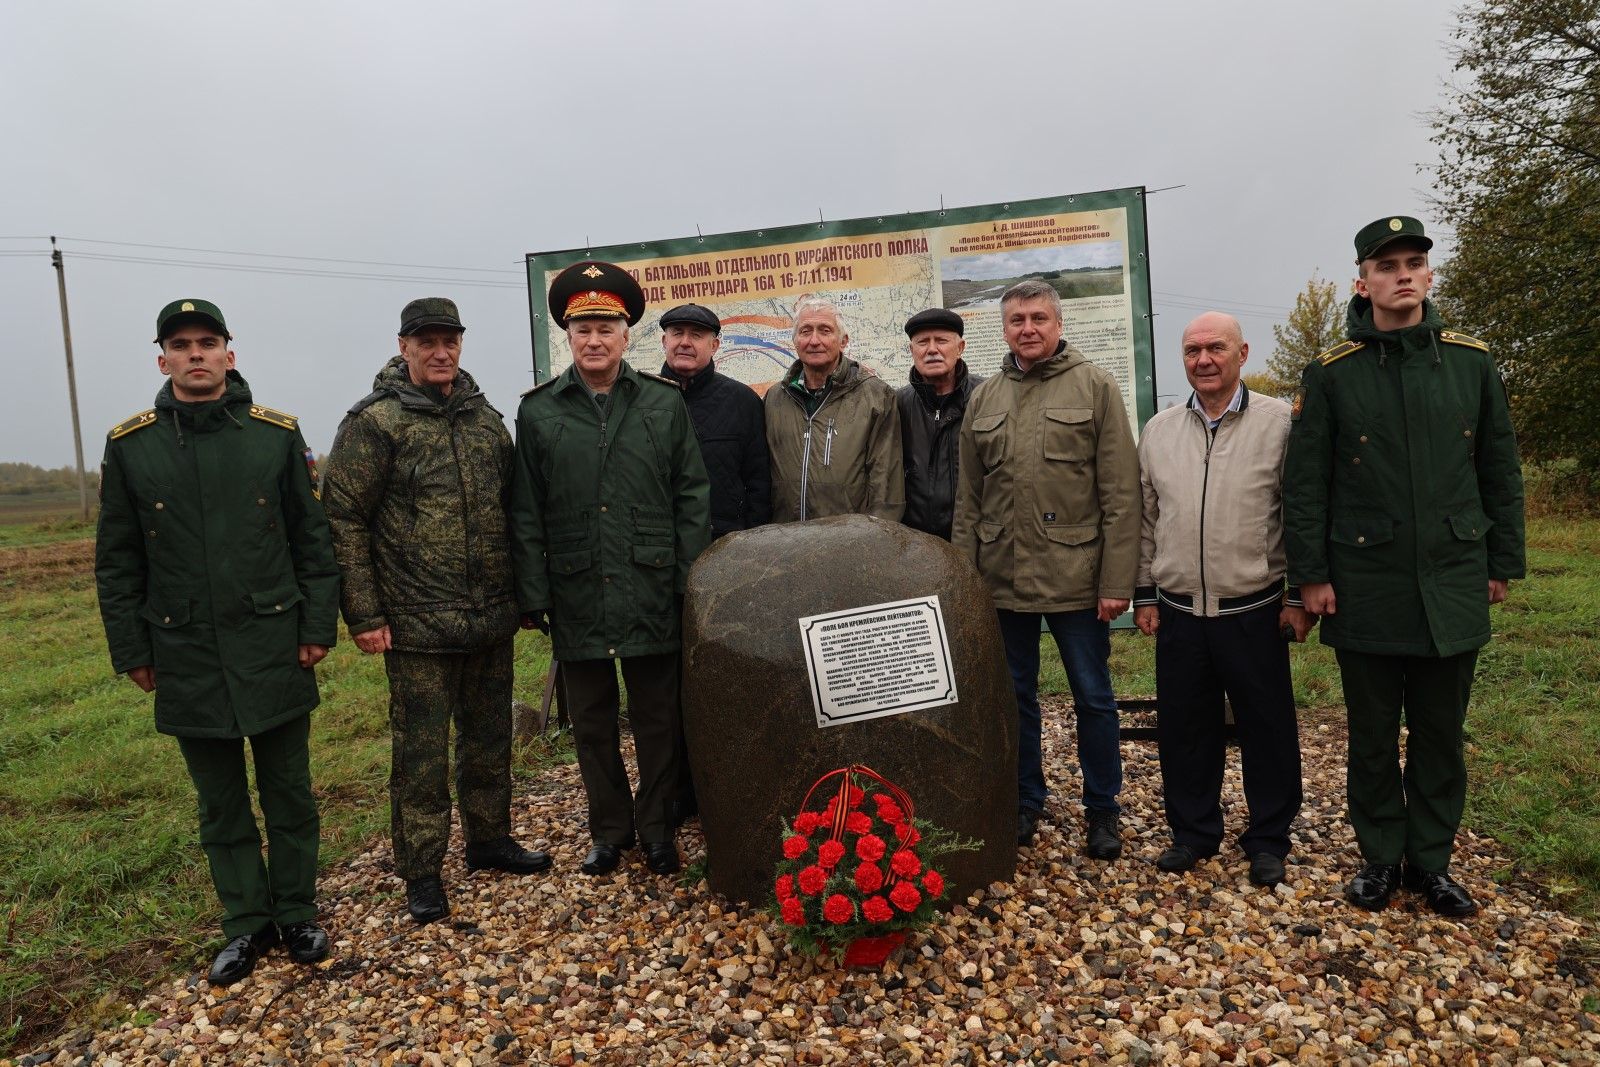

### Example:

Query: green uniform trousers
xmin=176 ymin=713 xmax=319 ymax=938
xmin=1337 ymin=648 xmax=1478 ymax=872
xmin=563 ymin=652 xmax=681 ymax=847
xmin=384 ymin=643 xmax=514 ymax=880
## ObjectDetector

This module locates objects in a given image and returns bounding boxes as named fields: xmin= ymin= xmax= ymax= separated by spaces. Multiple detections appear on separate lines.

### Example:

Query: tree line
xmin=0 ymin=463 xmax=97 ymax=496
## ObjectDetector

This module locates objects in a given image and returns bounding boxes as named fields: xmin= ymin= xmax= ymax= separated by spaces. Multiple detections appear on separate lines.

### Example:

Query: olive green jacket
xmin=324 ymin=357 xmax=519 ymax=653
xmin=1283 ymin=297 xmax=1525 ymax=657
xmin=509 ymin=362 xmax=711 ymax=661
xmin=951 ymin=342 xmax=1140 ymax=612
xmin=94 ymin=372 xmax=340 ymax=739
xmin=765 ymin=356 xmax=905 ymax=523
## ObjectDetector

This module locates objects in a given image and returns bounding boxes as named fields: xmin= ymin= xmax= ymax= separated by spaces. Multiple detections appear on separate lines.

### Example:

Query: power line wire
xmin=56 ymin=236 xmax=520 ymax=274
xmin=64 ymin=251 xmax=523 ymax=288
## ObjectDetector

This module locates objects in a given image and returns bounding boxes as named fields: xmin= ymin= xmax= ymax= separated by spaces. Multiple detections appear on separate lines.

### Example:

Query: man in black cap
xmin=96 ymin=299 xmax=340 ymax=983
xmin=325 ymin=297 xmax=551 ymax=925
xmin=510 ymin=263 xmax=711 ymax=876
xmin=897 ymin=308 xmax=981 ymax=541
xmin=1284 ymin=216 xmax=1525 ymax=916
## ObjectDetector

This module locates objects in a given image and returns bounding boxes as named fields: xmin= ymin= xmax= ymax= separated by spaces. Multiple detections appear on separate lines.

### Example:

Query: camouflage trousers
xmin=384 ymin=643 xmax=513 ymax=880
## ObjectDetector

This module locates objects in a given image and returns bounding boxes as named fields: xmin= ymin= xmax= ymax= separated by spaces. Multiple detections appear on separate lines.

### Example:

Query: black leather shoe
xmin=208 ymin=926 xmax=278 ymax=985
xmin=1345 ymin=863 xmax=1401 ymax=910
xmin=465 ymin=836 xmax=553 ymax=875
xmin=1156 ymin=844 xmax=1201 ymax=872
xmin=581 ymin=843 xmax=624 ymax=876
xmin=1085 ymin=809 xmax=1122 ymax=860
xmin=1016 ymin=809 xmax=1040 ymax=846
xmin=406 ymin=876 xmax=449 ymax=924
xmin=1403 ymin=863 xmax=1479 ymax=917
xmin=280 ymin=920 xmax=330 ymax=964
xmin=643 ymin=841 xmax=681 ymax=875
xmin=1248 ymin=853 xmax=1286 ymax=888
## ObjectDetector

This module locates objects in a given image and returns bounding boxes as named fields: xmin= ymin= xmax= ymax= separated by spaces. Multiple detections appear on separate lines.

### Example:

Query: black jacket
xmin=659 ymin=361 xmax=771 ymax=538
xmin=897 ymin=362 xmax=981 ymax=540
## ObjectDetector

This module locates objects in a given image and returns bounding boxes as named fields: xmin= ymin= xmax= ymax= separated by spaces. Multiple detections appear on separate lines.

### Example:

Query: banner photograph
xmin=526 ymin=187 xmax=1155 ymax=432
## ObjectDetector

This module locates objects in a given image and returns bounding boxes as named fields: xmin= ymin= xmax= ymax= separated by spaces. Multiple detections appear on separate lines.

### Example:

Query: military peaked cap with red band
xmin=547 ymin=260 xmax=646 ymax=328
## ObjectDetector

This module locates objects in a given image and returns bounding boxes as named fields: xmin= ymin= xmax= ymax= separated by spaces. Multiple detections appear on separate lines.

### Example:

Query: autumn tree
xmin=1261 ymin=275 xmax=1345 ymax=396
xmin=1430 ymin=0 xmax=1600 ymax=476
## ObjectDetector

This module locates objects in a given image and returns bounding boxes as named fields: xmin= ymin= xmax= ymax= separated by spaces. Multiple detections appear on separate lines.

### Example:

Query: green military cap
xmin=154 ymin=298 xmax=230 ymax=343
xmin=399 ymin=296 xmax=465 ymax=335
xmin=1355 ymin=216 xmax=1433 ymax=262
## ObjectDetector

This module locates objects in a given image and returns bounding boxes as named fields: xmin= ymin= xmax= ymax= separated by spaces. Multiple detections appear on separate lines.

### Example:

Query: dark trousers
xmin=997 ymin=608 xmax=1122 ymax=816
xmin=1155 ymin=600 xmax=1303 ymax=858
xmin=1337 ymin=647 xmax=1477 ymax=872
xmin=563 ymin=652 xmax=682 ymax=846
xmin=176 ymin=713 xmax=319 ymax=938
xmin=384 ymin=643 xmax=514 ymax=880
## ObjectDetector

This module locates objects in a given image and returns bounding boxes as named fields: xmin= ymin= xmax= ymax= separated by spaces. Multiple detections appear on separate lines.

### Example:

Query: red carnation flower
xmin=822 ymin=893 xmax=854 ymax=924
xmin=797 ymin=865 xmax=827 ymax=896
xmin=818 ymin=839 xmax=846 ymax=869
xmin=824 ymin=796 xmax=840 ymax=820
xmin=889 ymin=880 xmax=922 ymax=913
xmin=890 ymin=849 xmax=921 ymax=878
xmin=846 ymin=784 xmax=865 ymax=809
xmin=845 ymin=811 xmax=873 ymax=835
xmin=782 ymin=834 xmax=809 ymax=860
xmin=854 ymin=861 xmax=884 ymax=893
xmin=895 ymin=822 xmax=921 ymax=846
xmin=874 ymin=797 xmax=904 ymax=824
xmin=775 ymin=874 xmax=794 ymax=900
xmin=794 ymin=811 xmax=823 ymax=835
xmin=922 ymin=870 xmax=944 ymax=897
xmin=855 ymin=834 xmax=886 ymax=862
xmin=862 ymin=895 xmax=893 ymax=924
xmin=780 ymin=897 xmax=805 ymax=926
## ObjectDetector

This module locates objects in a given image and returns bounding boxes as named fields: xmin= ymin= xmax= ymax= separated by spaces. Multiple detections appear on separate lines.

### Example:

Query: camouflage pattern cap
xmin=154 ymin=298 xmax=230 ymax=343
xmin=399 ymin=297 xmax=465 ymax=336
xmin=1355 ymin=216 xmax=1433 ymax=262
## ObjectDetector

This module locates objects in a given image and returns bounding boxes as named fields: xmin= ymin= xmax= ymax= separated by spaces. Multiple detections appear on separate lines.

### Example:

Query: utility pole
xmin=51 ymin=236 xmax=90 ymax=521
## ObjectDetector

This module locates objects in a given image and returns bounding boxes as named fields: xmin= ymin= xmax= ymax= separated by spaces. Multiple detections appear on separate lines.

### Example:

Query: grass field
xmin=1 ymin=513 xmax=1596 ymax=1057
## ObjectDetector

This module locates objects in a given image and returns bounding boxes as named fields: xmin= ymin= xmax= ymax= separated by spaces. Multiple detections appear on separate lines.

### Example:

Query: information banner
xmin=525 ymin=187 xmax=1155 ymax=433
xmin=798 ymin=596 xmax=958 ymax=728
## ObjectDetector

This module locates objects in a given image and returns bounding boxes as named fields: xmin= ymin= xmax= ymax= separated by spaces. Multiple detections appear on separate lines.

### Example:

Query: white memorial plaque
xmin=798 ymin=596 xmax=959 ymax=728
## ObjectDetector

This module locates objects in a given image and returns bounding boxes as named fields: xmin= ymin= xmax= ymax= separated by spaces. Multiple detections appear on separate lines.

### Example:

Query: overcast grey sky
xmin=2 ymin=1 xmax=1463 ymax=467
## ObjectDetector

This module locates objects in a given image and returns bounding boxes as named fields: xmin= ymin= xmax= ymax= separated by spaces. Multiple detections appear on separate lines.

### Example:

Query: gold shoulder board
xmin=1317 ymin=340 xmax=1366 ymax=367
xmin=109 ymin=409 xmax=158 ymax=440
xmin=249 ymin=405 xmax=298 ymax=430
xmin=636 ymin=370 xmax=682 ymax=389
xmin=1440 ymin=330 xmax=1490 ymax=353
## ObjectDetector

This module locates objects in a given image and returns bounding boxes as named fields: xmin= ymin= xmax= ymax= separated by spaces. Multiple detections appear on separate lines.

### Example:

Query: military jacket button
xmin=1352 ymin=457 xmax=1361 ymax=465
xmin=154 ymin=501 xmax=165 ymax=510
xmin=163 ymin=616 xmax=171 ymax=623
xmin=1358 ymin=435 xmax=1368 ymax=444
xmin=1357 ymin=536 xmax=1366 ymax=544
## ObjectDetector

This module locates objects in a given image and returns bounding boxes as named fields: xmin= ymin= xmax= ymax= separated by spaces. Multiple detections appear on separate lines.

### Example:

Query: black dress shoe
xmin=581 ymin=843 xmax=624 ymax=875
xmin=1085 ymin=809 xmax=1122 ymax=860
xmin=1155 ymin=844 xmax=1201 ymax=872
xmin=643 ymin=841 xmax=681 ymax=875
xmin=465 ymin=836 xmax=553 ymax=875
xmin=280 ymin=920 xmax=330 ymax=964
xmin=1345 ymin=862 xmax=1401 ymax=910
xmin=1248 ymin=853 xmax=1286 ymax=888
xmin=208 ymin=926 xmax=279 ymax=985
xmin=406 ymin=876 xmax=450 ymax=924
xmin=1403 ymin=863 xmax=1479 ymax=917
xmin=1016 ymin=809 xmax=1040 ymax=846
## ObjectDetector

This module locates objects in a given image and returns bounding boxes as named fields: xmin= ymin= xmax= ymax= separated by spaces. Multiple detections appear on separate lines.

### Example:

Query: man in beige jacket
xmin=1134 ymin=312 xmax=1314 ymax=887
xmin=952 ymin=279 xmax=1139 ymax=856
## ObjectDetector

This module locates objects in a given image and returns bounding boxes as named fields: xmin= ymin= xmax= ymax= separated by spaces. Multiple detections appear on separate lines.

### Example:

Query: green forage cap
xmin=154 ymin=298 xmax=230 ymax=343
xmin=399 ymin=296 xmax=465 ymax=336
xmin=1354 ymin=216 xmax=1433 ymax=262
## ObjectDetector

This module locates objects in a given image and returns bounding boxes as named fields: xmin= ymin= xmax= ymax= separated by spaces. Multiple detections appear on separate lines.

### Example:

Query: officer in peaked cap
xmin=547 ymin=260 xmax=647 ymax=328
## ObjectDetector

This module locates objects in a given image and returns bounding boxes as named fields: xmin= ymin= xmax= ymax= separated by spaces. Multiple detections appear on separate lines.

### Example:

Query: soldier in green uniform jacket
xmin=95 ymin=299 xmax=340 ymax=984
xmin=1283 ymin=217 xmax=1525 ymax=916
xmin=510 ymin=262 xmax=711 ymax=878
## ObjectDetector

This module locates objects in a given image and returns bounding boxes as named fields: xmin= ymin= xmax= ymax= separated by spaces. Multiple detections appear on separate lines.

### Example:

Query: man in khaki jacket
xmin=765 ymin=294 xmax=903 ymax=522
xmin=1133 ymin=312 xmax=1314 ymax=888
xmin=952 ymin=279 xmax=1139 ymax=856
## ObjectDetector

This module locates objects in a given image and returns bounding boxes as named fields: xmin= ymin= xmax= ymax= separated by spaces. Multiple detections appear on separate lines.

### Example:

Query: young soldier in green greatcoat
xmin=95 ymin=299 xmax=341 ymax=984
xmin=1283 ymin=217 xmax=1525 ymax=916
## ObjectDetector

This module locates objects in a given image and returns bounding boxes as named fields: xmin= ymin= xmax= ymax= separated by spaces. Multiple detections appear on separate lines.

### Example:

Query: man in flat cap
xmin=325 ymin=297 xmax=551 ymax=925
xmin=96 ymin=299 xmax=340 ymax=983
xmin=766 ymin=293 xmax=903 ymax=522
xmin=1284 ymin=216 xmax=1524 ymax=916
xmin=511 ymin=262 xmax=711 ymax=876
xmin=897 ymin=308 xmax=982 ymax=541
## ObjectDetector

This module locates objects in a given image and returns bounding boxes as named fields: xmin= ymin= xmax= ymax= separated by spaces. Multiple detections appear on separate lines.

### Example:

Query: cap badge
xmin=1388 ymin=218 xmax=1403 ymax=231
xmin=181 ymin=301 xmax=195 ymax=311
xmin=582 ymin=265 xmax=603 ymax=278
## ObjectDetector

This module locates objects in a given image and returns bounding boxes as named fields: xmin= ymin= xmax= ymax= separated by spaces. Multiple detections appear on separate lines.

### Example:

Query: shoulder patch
xmin=249 ymin=405 xmax=298 ymax=430
xmin=1316 ymin=340 xmax=1366 ymax=367
xmin=636 ymin=370 xmax=681 ymax=390
xmin=109 ymin=409 xmax=158 ymax=440
xmin=1439 ymin=330 xmax=1490 ymax=353
xmin=520 ymin=376 xmax=560 ymax=397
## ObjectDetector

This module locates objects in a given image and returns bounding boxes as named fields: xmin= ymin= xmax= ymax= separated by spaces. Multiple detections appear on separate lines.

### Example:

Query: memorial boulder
xmin=683 ymin=515 xmax=1017 ymax=906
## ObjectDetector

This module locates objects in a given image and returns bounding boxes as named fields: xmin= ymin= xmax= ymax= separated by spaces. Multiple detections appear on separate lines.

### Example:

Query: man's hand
xmin=352 ymin=626 xmax=393 ymax=655
xmin=520 ymin=611 xmax=550 ymax=634
xmin=1300 ymin=582 xmax=1337 ymax=616
xmin=1488 ymin=579 xmax=1508 ymax=605
xmin=298 ymin=644 xmax=330 ymax=669
xmin=125 ymin=665 xmax=156 ymax=692
xmin=1134 ymin=605 xmax=1159 ymax=636
xmin=1279 ymin=605 xmax=1317 ymax=643
xmin=1097 ymin=597 xmax=1130 ymax=623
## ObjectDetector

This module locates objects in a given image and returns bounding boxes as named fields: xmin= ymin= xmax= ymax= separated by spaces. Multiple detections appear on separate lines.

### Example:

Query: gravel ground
xmin=14 ymin=703 xmax=1599 ymax=1067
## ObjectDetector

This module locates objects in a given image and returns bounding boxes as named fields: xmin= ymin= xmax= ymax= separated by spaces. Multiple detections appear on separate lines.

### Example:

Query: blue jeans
xmin=997 ymin=608 xmax=1122 ymax=816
